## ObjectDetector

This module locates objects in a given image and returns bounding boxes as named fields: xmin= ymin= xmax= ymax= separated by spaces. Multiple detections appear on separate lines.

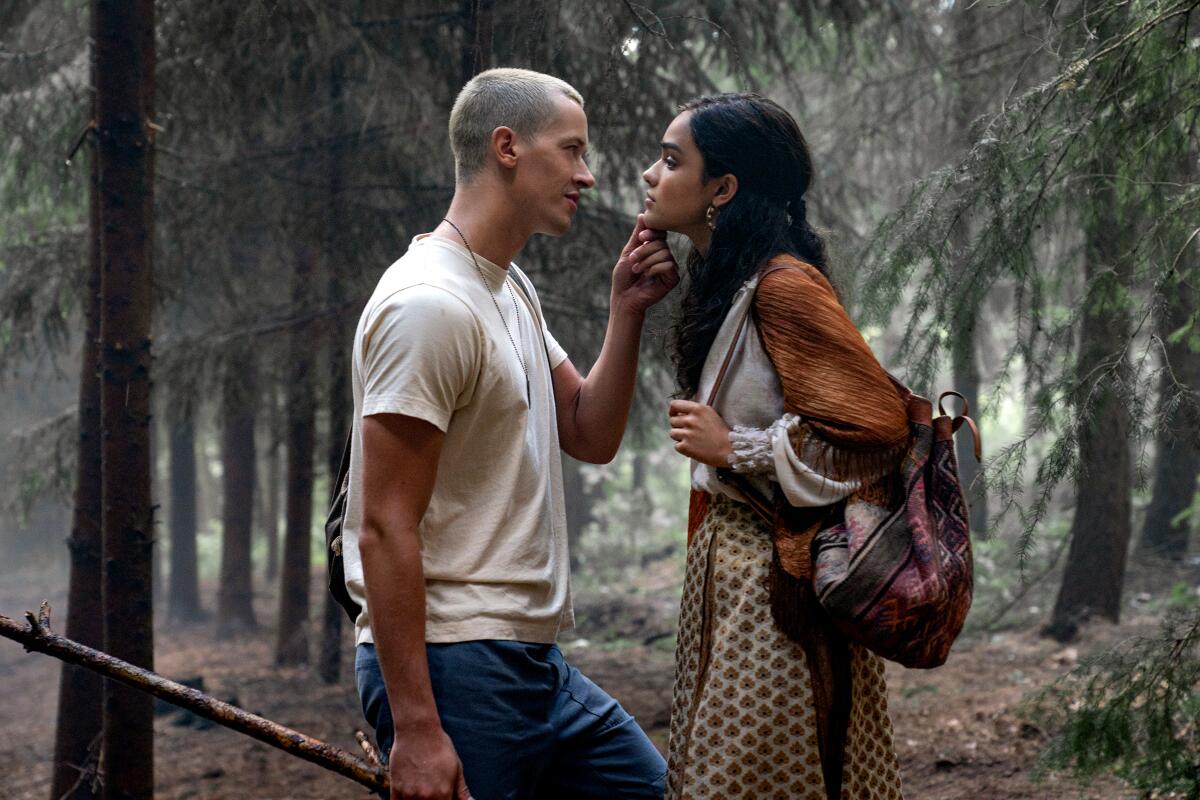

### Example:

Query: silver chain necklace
xmin=441 ymin=218 xmax=530 ymax=402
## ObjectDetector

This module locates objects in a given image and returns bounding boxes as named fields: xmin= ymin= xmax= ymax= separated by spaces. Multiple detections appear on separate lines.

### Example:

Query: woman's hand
xmin=668 ymin=399 xmax=733 ymax=467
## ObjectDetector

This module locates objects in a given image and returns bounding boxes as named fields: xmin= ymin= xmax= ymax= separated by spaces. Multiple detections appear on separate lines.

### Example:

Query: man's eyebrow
xmin=561 ymin=136 xmax=587 ymax=147
xmin=661 ymin=141 xmax=682 ymax=153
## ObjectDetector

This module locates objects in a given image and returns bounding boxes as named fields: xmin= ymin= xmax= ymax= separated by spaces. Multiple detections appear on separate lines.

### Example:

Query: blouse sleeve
xmin=727 ymin=415 xmax=861 ymax=507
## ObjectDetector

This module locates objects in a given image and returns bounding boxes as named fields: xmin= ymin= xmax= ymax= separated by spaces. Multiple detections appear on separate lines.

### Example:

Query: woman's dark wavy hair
xmin=671 ymin=92 xmax=830 ymax=398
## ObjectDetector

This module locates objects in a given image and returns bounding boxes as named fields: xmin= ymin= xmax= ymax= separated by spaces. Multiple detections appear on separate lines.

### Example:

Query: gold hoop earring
xmin=705 ymin=205 xmax=716 ymax=231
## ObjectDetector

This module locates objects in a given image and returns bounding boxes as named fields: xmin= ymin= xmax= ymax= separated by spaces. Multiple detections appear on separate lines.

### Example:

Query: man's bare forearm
xmin=565 ymin=302 xmax=646 ymax=463
xmin=358 ymin=522 xmax=440 ymax=728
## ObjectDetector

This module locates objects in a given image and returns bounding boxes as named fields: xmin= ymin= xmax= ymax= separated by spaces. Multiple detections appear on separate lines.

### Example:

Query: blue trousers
xmin=356 ymin=641 xmax=667 ymax=799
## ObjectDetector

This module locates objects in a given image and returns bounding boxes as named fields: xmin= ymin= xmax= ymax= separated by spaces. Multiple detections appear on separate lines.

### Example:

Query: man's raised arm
xmin=551 ymin=215 xmax=679 ymax=463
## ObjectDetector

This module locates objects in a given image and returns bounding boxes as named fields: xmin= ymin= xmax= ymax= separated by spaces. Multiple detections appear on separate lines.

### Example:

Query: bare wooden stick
xmin=356 ymin=729 xmax=383 ymax=767
xmin=1 ymin=604 xmax=388 ymax=794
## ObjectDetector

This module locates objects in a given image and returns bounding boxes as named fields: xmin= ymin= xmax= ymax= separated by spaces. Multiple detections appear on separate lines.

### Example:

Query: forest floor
xmin=1 ymin=557 xmax=1195 ymax=800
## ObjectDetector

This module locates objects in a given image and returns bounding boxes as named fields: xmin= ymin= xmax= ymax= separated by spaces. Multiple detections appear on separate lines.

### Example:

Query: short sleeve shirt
xmin=343 ymin=234 xmax=572 ymax=645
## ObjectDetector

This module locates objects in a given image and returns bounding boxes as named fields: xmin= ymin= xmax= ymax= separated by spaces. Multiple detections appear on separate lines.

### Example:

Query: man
xmin=343 ymin=68 xmax=679 ymax=800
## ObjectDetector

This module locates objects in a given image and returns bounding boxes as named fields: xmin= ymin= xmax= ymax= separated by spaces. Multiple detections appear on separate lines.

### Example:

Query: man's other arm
xmin=359 ymin=413 xmax=469 ymax=800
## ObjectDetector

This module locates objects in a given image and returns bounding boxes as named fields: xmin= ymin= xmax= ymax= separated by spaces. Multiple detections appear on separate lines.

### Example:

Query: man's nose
xmin=575 ymin=163 xmax=596 ymax=189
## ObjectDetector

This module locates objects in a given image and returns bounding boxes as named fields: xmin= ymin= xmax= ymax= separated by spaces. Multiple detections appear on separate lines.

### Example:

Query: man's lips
xmin=565 ymin=193 xmax=580 ymax=210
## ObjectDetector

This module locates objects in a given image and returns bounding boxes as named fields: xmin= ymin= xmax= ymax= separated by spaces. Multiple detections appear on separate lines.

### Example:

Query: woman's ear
xmin=491 ymin=126 xmax=519 ymax=169
xmin=710 ymin=173 xmax=738 ymax=209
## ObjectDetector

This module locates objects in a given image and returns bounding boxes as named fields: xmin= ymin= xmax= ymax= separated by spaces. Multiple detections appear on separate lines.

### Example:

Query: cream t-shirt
xmin=343 ymin=234 xmax=572 ymax=645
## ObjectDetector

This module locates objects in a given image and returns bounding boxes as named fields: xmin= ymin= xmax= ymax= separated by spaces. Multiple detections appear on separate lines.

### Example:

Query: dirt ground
xmin=0 ymin=560 xmax=1183 ymax=800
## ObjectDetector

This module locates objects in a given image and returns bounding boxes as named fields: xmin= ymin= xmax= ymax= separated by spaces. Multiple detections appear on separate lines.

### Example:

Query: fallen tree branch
xmin=0 ymin=602 xmax=388 ymax=794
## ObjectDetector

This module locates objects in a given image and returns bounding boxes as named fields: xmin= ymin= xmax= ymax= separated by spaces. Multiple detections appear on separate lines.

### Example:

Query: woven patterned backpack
xmin=711 ymin=265 xmax=978 ymax=669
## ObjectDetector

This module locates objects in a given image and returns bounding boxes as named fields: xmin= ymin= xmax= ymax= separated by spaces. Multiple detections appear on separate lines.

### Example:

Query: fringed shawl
xmin=753 ymin=256 xmax=909 ymax=486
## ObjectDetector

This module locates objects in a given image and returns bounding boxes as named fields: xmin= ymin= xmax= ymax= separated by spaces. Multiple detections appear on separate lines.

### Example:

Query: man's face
xmin=513 ymin=94 xmax=595 ymax=237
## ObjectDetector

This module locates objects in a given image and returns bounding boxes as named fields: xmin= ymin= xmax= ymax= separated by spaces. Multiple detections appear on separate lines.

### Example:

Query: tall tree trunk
xmin=1138 ymin=152 xmax=1200 ymax=560
xmin=461 ymin=0 xmax=495 ymax=85
xmin=319 ymin=346 xmax=349 ymax=682
xmin=264 ymin=405 xmax=282 ymax=583
xmin=1047 ymin=161 xmax=1133 ymax=642
xmin=275 ymin=247 xmax=317 ymax=665
xmin=96 ymin=0 xmax=155 ymax=794
xmin=562 ymin=456 xmax=593 ymax=575
xmin=949 ymin=1 xmax=988 ymax=535
xmin=167 ymin=407 xmax=203 ymax=622
xmin=319 ymin=56 xmax=348 ymax=685
xmin=51 ymin=71 xmax=103 ymax=800
xmin=217 ymin=352 xmax=258 ymax=637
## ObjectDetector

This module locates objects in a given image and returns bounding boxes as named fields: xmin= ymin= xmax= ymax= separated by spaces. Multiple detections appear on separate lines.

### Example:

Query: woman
xmin=638 ymin=93 xmax=909 ymax=799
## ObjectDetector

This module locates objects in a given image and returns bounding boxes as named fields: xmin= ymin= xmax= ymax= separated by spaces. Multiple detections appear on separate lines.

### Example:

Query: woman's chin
xmin=641 ymin=208 xmax=671 ymax=232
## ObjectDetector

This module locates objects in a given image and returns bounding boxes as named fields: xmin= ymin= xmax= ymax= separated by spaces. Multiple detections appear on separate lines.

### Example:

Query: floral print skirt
xmin=666 ymin=494 xmax=904 ymax=799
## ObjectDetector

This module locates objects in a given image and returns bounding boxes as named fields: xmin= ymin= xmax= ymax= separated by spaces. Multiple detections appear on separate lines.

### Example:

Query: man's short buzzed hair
xmin=449 ymin=68 xmax=584 ymax=181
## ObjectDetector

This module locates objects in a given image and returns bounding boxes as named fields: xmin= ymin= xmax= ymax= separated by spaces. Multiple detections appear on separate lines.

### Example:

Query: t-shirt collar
xmin=413 ymin=233 xmax=509 ymax=288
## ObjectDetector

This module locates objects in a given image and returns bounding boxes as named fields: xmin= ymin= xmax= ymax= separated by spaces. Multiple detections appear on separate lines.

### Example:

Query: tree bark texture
xmin=319 ymin=57 xmax=348 ymax=685
xmin=95 ymin=0 xmax=155 ymax=794
xmin=264 ymin=410 xmax=282 ymax=583
xmin=51 ymin=79 xmax=104 ymax=800
xmin=562 ymin=456 xmax=594 ymax=575
xmin=949 ymin=0 xmax=988 ymax=536
xmin=217 ymin=351 xmax=258 ymax=636
xmin=1139 ymin=150 xmax=1200 ymax=561
xmin=275 ymin=247 xmax=317 ymax=665
xmin=167 ymin=410 xmax=202 ymax=622
xmin=1048 ymin=162 xmax=1134 ymax=641
xmin=461 ymin=0 xmax=495 ymax=86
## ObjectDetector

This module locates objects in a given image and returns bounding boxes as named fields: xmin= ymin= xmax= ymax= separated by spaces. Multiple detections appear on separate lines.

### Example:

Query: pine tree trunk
xmin=275 ymin=247 xmax=317 ymax=665
xmin=1139 ymin=145 xmax=1199 ymax=561
xmin=264 ymin=408 xmax=282 ymax=583
xmin=949 ymin=0 xmax=988 ymax=536
xmin=217 ymin=352 xmax=258 ymax=637
xmin=95 ymin=0 xmax=155 ymax=794
xmin=318 ymin=351 xmax=349 ymax=682
xmin=1138 ymin=264 xmax=1200 ymax=559
xmin=461 ymin=0 xmax=495 ymax=85
xmin=562 ymin=456 xmax=593 ymax=574
xmin=319 ymin=58 xmax=348 ymax=684
xmin=1047 ymin=165 xmax=1133 ymax=642
xmin=167 ymin=409 xmax=202 ymax=622
xmin=51 ymin=75 xmax=103 ymax=800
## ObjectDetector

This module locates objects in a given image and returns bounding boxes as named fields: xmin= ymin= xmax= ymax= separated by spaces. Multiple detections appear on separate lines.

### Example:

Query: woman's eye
xmin=664 ymin=157 xmax=678 ymax=169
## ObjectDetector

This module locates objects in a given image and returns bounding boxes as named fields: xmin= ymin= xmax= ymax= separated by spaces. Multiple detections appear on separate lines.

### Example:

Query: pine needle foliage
xmin=853 ymin=0 xmax=1200 ymax=553
xmin=1027 ymin=610 xmax=1200 ymax=796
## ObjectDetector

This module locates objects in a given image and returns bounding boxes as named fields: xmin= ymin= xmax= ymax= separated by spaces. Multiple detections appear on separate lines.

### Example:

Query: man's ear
xmin=491 ymin=126 xmax=519 ymax=170
xmin=710 ymin=173 xmax=738 ymax=209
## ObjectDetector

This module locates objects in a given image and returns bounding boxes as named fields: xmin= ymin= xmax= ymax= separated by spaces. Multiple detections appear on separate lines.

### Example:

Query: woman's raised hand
xmin=668 ymin=399 xmax=733 ymax=467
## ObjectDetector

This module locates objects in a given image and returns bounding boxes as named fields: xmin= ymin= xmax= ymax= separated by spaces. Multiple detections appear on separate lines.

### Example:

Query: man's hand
xmin=389 ymin=723 xmax=471 ymax=800
xmin=668 ymin=399 xmax=733 ymax=467
xmin=611 ymin=213 xmax=679 ymax=314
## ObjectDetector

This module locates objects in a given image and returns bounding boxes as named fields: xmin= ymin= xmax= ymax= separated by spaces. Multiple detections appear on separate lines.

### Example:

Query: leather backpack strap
xmin=704 ymin=263 xmax=800 ymax=407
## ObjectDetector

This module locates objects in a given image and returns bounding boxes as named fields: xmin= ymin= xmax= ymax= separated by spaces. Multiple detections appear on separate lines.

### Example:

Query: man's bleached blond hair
xmin=449 ymin=68 xmax=584 ymax=181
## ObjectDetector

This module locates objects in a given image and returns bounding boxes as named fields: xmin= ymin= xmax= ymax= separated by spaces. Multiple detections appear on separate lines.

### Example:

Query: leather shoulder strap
xmin=704 ymin=262 xmax=803 ymax=407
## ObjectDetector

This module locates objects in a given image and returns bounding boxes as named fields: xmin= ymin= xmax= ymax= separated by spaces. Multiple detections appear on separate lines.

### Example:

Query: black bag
xmin=326 ymin=432 xmax=359 ymax=624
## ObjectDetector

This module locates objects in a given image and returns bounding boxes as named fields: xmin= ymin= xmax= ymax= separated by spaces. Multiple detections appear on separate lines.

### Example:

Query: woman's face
xmin=641 ymin=111 xmax=715 ymax=237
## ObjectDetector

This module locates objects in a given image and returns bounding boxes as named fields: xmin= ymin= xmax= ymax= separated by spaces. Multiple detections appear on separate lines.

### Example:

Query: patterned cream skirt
xmin=666 ymin=494 xmax=904 ymax=800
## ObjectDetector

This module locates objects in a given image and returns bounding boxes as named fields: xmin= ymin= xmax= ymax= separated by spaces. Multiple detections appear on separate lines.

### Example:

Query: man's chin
xmin=534 ymin=217 xmax=573 ymax=238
